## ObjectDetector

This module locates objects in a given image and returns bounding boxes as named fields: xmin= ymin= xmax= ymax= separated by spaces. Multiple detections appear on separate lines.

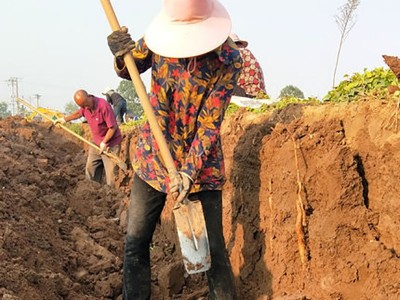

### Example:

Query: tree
xmin=117 ymin=80 xmax=144 ymax=118
xmin=64 ymin=101 xmax=79 ymax=114
xmin=0 ymin=102 xmax=11 ymax=118
xmin=332 ymin=0 xmax=360 ymax=87
xmin=279 ymin=85 xmax=305 ymax=99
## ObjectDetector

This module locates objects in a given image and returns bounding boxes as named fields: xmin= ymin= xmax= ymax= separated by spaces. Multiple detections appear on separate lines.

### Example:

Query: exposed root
xmin=122 ymin=197 xmax=130 ymax=208
xmin=268 ymin=179 xmax=274 ymax=253
xmin=292 ymin=136 xmax=310 ymax=269
xmin=383 ymin=100 xmax=400 ymax=133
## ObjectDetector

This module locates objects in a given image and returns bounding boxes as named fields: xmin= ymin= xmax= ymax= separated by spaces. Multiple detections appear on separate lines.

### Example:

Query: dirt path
xmin=1 ymin=99 xmax=400 ymax=299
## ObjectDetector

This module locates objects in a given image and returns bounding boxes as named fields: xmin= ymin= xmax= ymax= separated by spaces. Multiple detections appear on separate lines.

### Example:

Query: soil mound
xmin=0 ymin=118 xmax=126 ymax=299
xmin=1 ymin=99 xmax=400 ymax=299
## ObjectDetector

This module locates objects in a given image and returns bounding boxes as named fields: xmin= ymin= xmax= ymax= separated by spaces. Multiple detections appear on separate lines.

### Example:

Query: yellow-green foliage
xmin=324 ymin=67 xmax=398 ymax=102
xmin=119 ymin=119 xmax=146 ymax=132
xmin=225 ymin=97 xmax=320 ymax=116
xmin=225 ymin=103 xmax=241 ymax=115
xmin=260 ymin=97 xmax=320 ymax=112
xmin=66 ymin=123 xmax=84 ymax=136
xmin=256 ymin=91 xmax=270 ymax=99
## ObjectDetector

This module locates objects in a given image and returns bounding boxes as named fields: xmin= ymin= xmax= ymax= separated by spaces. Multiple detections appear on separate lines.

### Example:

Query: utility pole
xmin=33 ymin=94 xmax=41 ymax=108
xmin=7 ymin=77 xmax=20 ymax=115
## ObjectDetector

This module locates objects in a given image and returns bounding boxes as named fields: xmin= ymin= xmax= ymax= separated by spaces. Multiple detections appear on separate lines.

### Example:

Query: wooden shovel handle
xmin=100 ymin=0 xmax=179 ymax=179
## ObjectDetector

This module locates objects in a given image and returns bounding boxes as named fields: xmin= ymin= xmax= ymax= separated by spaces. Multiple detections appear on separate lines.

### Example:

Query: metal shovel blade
xmin=173 ymin=199 xmax=211 ymax=274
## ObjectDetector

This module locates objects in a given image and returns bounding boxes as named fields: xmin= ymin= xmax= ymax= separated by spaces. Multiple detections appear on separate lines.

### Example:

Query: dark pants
xmin=114 ymin=100 xmax=127 ymax=124
xmin=123 ymin=174 xmax=236 ymax=300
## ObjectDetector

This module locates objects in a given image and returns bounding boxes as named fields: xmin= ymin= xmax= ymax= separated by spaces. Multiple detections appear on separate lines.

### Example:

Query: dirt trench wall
xmin=127 ymin=101 xmax=400 ymax=299
xmin=218 ymin=101 xmax=400 ymax=299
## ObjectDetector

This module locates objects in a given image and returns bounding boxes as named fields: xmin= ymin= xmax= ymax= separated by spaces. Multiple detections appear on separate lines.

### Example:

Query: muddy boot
xmin=122 ymin=236 xmax=151 ymax=300
xmin=206 ymin=259 xmax=237 ymax=300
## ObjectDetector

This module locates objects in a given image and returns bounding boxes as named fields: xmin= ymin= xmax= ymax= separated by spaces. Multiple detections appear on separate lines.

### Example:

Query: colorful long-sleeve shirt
xmin=115 ymin=37 xmax=242 ymax=193
xmin=237 ymin=47 xmax=266 ymax=97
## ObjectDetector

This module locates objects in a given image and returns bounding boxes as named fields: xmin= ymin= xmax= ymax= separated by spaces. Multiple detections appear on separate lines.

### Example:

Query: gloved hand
xmin=99 ymin=141 xmax=107 ymax=154
xmin=54 ymin=117 xmax=66 ymax=125
xmin=170 ymin=172 xmax=193 ymax=203
xmin=107 ymin=26 xmax=136 ymax=58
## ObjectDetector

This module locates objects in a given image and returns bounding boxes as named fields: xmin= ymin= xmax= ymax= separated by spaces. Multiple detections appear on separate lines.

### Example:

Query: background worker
xmin=54 ymin=89 xmax=122 ymax=186
xmin=102 ymin=87 xmax=128 ymax=124
xmin=230 ymin=33 xmax=267 ymax=98
xmin=106 ymin=0 xmax=242 ymax=298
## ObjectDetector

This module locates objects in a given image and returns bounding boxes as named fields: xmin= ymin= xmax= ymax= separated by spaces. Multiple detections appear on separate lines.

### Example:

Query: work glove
xmin=99 ymin=141 xmax=108 ymax=154
xmin=54 ymin=117 xmax=66 ymax=125
xmin=107 ymin=26 xmax=136 ymax=58
xmin=170 ymin=172 xmax=194 ymax=204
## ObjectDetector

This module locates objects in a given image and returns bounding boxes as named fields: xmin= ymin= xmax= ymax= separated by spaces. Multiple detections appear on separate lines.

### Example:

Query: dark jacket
xmin=105 ymin=91 xmax=126 ymax=107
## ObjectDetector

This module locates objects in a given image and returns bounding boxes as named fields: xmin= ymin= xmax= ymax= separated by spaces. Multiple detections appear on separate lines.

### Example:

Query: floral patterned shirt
xmin=115 ymin=38 xmax=242 ymax=193
xmin=237 ymin=47 xmax=266 ymax=97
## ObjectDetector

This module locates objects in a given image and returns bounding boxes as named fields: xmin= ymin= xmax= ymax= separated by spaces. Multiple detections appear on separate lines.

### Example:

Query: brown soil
xmin=1 ymin=99 xmax=400 ymax=299
xmin=383 ymin=55 xmax=400 ymax=79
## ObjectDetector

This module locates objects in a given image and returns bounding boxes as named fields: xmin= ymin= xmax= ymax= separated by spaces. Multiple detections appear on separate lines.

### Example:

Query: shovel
xmin=16 ymin=97 xmax=128 ymax=172
xmin=100 ymin=0 xmax=211 ymax=274
xmin=173 ymin=199 xmax=211 ymax=273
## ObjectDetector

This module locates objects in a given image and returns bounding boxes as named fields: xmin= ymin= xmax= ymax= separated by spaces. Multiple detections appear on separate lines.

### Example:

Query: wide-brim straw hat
xmin=229 ymin=33 xmax=248 ymax=48
xmin=145 ymin=0 xmax=232 ymax=58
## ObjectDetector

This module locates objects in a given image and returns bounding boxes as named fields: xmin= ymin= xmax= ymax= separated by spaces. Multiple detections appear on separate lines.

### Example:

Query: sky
xmin=0 ymin=0 xmax=399 ymax=113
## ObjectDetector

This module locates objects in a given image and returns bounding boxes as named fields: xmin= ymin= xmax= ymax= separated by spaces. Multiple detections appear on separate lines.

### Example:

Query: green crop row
xmin=323 ymin=67 xmax=398 ymax=102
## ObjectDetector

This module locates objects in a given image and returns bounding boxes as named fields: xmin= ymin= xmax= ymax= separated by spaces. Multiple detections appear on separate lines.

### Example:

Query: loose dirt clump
xmin=1 ymin=99 xmax=400 ymax=299
xmin=383 ymin=54 xmax=400 ymax=79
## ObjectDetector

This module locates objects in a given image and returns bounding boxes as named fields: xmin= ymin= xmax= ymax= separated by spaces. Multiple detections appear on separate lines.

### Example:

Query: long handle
xmin=16 ymin=97 xmax=127 ymax=171
xmin=100 ymin=0 xmax=179 ymax=179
